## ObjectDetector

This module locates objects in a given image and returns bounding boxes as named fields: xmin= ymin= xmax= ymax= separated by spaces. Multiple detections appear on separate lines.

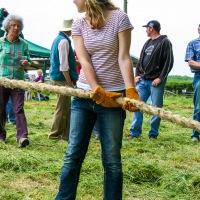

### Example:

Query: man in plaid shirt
xmin=185 ymin=24 xmax=200 ymax=142
xmin=0 ymin=14 xmax=31 ymax=147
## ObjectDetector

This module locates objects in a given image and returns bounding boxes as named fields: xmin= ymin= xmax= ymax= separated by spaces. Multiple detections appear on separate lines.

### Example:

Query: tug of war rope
xmin=1 ymin=77 xmax=200 ymax=133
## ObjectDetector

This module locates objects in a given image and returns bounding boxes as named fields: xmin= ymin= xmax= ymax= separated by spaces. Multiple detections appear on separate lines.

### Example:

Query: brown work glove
xmin=90 ymin=85 xmax=122 ymax=108
xmin=122 ymin=87 xmax=141 ymax=112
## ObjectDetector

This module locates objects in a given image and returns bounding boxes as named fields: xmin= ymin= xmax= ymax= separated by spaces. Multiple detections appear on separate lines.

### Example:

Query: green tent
xmin=24 ymin=40 xmax=50 ymax=76
xmin=130 ymin=54 xmax=138 ymax=66
xmin=24 ymin=40 xmax=138 ymax=75
xmin=25 ymin=39 xmax=50 ymax=58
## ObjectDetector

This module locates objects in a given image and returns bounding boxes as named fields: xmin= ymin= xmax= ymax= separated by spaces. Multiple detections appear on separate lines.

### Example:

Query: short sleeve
xmin=72 ymin=18 xmax=82 ymax=36
xmin=185 ymin=41 xmax=194 ymax=62
xmin=117 ymin=10 xmax=133 ymax=33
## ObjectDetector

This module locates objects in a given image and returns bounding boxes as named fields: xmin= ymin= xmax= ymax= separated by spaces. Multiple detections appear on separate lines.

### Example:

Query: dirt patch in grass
xmin=165 ymin=103 xmax=193 ymax=109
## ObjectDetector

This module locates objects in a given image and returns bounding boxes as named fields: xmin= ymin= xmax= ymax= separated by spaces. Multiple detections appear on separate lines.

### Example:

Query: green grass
xmin=0 ymin=95 xmax=200 ymax=200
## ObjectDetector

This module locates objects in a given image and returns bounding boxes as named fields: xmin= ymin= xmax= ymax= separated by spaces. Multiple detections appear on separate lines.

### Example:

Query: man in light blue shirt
xmin=185 ymin=24 xmax=200 ymax=142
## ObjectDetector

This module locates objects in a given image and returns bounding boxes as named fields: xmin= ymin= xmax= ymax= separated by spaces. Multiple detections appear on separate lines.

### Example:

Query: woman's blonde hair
xmin=85 ymin=0 xmax=118 ymax=29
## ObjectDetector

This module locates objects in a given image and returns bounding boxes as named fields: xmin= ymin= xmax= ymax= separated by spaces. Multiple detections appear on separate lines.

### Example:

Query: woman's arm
xmin=118 ymin=29 xmax=135 ymax=88
xmin=73 ymin=35 xmax=98 ymax=91
xmin=118 ymin=29 xmax=141 ymax=112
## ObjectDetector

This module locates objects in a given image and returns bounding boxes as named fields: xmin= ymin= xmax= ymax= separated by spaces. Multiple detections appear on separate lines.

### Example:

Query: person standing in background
xmin=24 ymin=69 xmax=30 ymax=81
xmin=0 ymin=8 xmax=24 ymax=39
xmin=34 ymin=69 xmax=44 ymax=83
xmin=0 ymin=14 xmax=31 ymax=147
xmin=32 ymin=69 xmax=45 ymax=100
xmin=6 ymin=97 xmax=16 ymax=125
xmin=129 ymin=20 xmax=174 ymax=140
xmin=0 ymin=8 xmax=9 ymax=37
xmin=1 ymin=8 xmax=25 ymax=122
xmin=1 ymin=9 xmax=16 ymax=126
xmin=48 ymin=19 xmax=78 ymax=141
xmin=185 ymin=24 xmax=200 ymax=142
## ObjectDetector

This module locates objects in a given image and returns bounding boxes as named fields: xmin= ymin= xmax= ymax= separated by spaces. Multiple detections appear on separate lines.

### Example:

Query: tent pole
xmin=43 ymin=61 xmax=47 ymax=77
xmin=124 ymin=0 xmax=128 ymax=14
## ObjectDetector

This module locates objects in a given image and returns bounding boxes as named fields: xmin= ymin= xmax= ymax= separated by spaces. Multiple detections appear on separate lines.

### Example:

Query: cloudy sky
xmin=1 ymin=0 xmax=200 ymax=76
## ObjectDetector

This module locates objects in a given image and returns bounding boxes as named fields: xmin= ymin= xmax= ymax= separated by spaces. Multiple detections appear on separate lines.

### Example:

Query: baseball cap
xmin=142 ymin=20 xmax=161 ymax=32
xmin=198 ymin=24 xmax=200 ymax=28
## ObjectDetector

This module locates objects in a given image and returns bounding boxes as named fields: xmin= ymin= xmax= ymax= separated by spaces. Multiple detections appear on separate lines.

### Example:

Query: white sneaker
xmin=192 ymin=137 xmax=199 ymax=142
xmin=94 ymin=134 xmax=100 ymax=140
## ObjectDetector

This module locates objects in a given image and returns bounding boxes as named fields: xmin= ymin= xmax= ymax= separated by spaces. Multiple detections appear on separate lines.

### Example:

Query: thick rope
xmin=0 ymin=77 xmax=200 ymax=132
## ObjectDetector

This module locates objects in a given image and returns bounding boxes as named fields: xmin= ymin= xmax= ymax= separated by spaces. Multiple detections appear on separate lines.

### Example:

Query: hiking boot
xmin=148 ymin=135 xmax=157 ymax=140
xmin=18 ymin=138 xmax=29 ymax=148
xmin=127 ymin=134 xmax=139 ymax=139
xmin=48 ymin=134 xmax=62 ymax=140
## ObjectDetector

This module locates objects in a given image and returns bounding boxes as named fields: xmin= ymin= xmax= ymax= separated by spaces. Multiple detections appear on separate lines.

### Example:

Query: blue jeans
xmin=55 ymin=97 xmax=126 ymax=200
xmin=6 ymin=97 xmax=16 ymax=123
xmin=192 ymin=73 xmax=200 ymax=139
xmin=130 ymin=78 xmax=166 ymax=137
xmin=93 ymin=119 xmax=100 ymax=135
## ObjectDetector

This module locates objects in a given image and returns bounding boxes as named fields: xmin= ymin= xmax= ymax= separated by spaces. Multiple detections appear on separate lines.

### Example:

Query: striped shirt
xmin=0 ymin=36 xmax=31 ymax=80
xmin=185 ymin=36 xmax=200 ymax=73
xmin=72 ymin=9 xmax=133 ymax=91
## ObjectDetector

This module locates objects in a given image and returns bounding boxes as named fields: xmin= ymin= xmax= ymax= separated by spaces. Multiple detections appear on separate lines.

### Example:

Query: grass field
xmin=0 ymin=94 xmax=200 ymax=200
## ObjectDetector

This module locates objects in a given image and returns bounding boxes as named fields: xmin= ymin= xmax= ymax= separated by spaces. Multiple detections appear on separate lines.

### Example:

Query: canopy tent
xmin=26 ymin=39 xmax=138 ymax=64
xmin=24 ymin=40 xmax=139 ymax=77
xmin=130 ymin=54 xmax=139 ymax=67
xmin=25 ymin=40 xmax=50 ymax=76
xmin=26 ymin=40 xmax=50 ymax=58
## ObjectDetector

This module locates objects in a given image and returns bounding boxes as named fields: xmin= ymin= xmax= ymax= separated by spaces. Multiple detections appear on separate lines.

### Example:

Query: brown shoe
xmin=48 ymin=134 xmax=61 ymax=140
xmin=48 ymin=134 xmax=68 ymax=141
xmin=18 ymin=138 xmax=30 ymax=148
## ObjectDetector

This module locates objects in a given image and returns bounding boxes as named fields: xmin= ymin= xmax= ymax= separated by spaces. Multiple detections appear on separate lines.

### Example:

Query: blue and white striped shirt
xmin=185 ymin=36 xmax=200 ymax=73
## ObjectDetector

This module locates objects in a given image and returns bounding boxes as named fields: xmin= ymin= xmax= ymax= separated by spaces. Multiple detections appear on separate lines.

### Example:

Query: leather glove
xmin=122 ymin=87 xmax=141 ymax=112
xmin=90 ymin=86 xmax=122 ymax=108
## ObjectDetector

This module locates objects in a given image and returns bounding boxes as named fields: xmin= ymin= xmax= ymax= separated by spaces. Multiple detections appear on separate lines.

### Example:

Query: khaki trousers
xmin=49 ymin=80 xmax=71 ymax=140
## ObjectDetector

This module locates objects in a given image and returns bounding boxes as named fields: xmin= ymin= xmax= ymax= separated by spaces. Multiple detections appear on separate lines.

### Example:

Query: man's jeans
xmin=55 ymin=97 xmax=126 ymax=200
xmin=0 ymin=86 xmax=28 ymax=141
xmin=130 ymin=78 xmax=166 ymax=137
xmin=6 ymin=97 xmax=16 ymax=123
xmin=192 ymin=73 xmax=200 ymax=139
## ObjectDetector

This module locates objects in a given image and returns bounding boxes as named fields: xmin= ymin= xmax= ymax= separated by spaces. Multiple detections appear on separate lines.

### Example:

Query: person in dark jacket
xmin=129 ymin=20 xmax=174 ymax=139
